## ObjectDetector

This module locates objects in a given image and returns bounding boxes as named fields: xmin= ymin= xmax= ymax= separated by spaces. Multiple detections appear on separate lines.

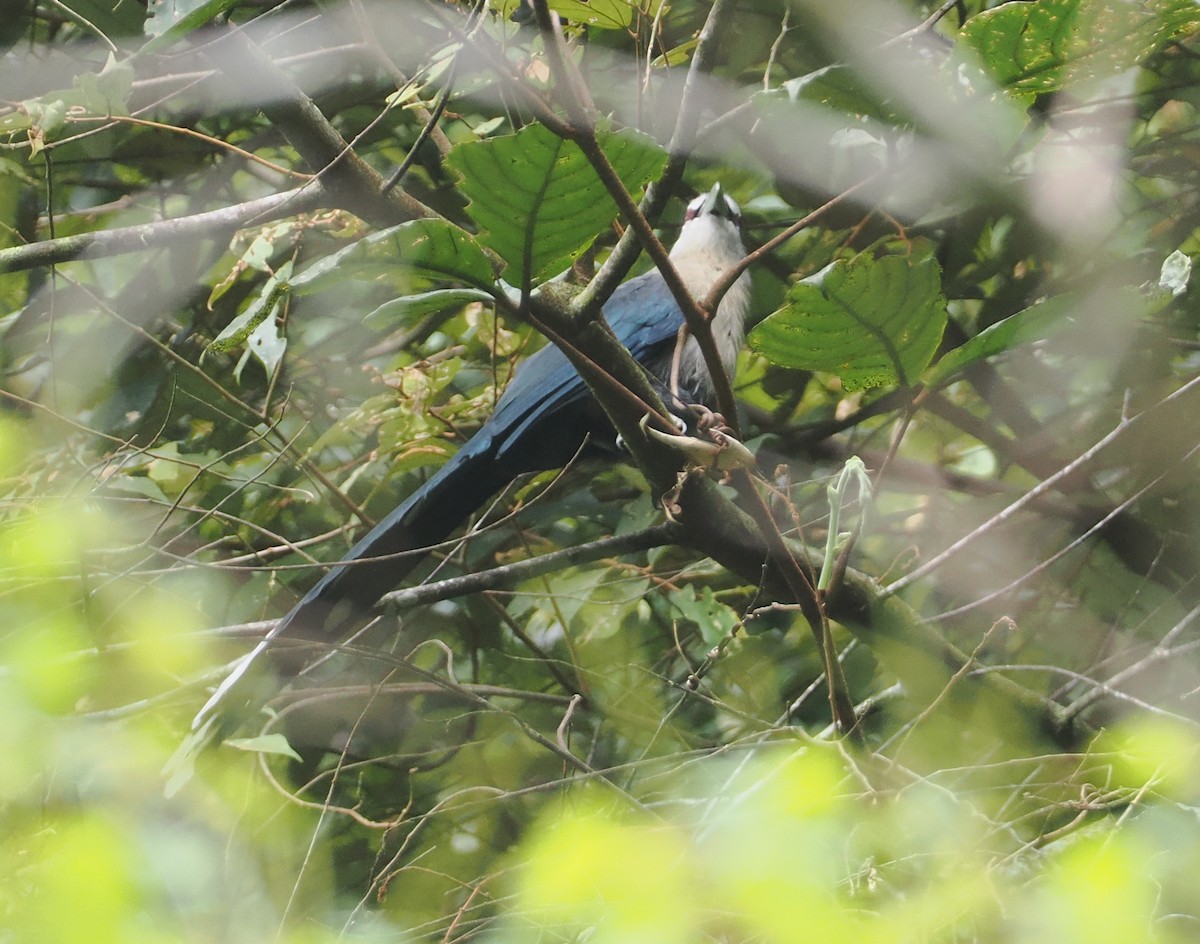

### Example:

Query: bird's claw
xmin=687 ymin=403 xmax=732 ymax=436
xmin=616 ymin=410 xmax=686 ymax=452
xmin=638 ymin=413 xmax=755 ymax=471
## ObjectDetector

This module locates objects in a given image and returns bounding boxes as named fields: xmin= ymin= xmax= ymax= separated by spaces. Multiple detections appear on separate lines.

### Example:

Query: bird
xmin=192 ymin=182 xmax=751 ymax=730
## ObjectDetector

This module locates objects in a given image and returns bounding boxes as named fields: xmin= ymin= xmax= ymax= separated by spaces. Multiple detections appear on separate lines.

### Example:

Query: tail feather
xmin=191 ymin=434 xmax=516 ymax=730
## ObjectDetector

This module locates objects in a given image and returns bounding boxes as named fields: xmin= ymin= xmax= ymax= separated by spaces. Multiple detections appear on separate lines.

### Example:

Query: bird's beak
xmin=699 ymin=182 xmax=726 ymax=217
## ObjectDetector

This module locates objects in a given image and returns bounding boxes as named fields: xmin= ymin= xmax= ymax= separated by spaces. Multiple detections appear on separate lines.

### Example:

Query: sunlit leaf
xmin=1159 ymin=249 xmax=1192 ymax=298
xmin=960 ymin=0 xmax=1200 ymax=94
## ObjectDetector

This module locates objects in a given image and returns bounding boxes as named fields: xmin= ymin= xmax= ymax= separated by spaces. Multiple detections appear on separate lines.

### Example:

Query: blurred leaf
xmin=749 ymin=253 xmax=947 ymax=390
xmin=781 ymin=65 xmax=906 ymax=125
xmin=57 ymin=0 xmax=146 ymax=38
xmin=1159 ymin=249 xmax=1192 ymax=297
xmin=291 ymin=219 xmax=496 ymax=295
xmin=224 ymin=734 xmax=303 ymax=761
xmin=144 ymin=0 xmax=238 ymax=44
xmin=668 ymin=584 xmax=740 ymax=646
xmin=960 ymin=0 xmax=1200 ymax=94
xmin=924 ymin=294 xmax=1077 ymax=388
xmin=363 ymin=288 xmax=493 ymax=328
xmin=447 ymin=123 xmax=665 ymax=286
xmin=75 ymin=53 xmax=134 ymax=116
xmin=924 ymin=286 xmax=1155 ymax=388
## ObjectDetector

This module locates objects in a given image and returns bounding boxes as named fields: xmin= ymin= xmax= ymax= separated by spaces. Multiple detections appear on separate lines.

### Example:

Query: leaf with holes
xmin=749 ymin=254 xmax=947 ymax=391
xmin=959 ymin=0 xmax=1200 ymax=94
xmin=448 ymin=123 xmax=665 ymax=287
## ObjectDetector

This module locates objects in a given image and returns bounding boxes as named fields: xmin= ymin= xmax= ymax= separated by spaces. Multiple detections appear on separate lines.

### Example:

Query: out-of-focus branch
xmin=581 ymin=0 xmax=743 ymax=306
xmin=378 ymin=525 xmax=676 ymax=610
xmin=0 ymin=186 xmax=324 ymax=273
xmin=220 ymin=28 xmax=433 ymax=227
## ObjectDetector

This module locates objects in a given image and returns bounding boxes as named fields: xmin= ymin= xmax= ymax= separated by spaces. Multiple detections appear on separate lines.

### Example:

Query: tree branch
xmin=378 ymin=525 xmax=676 ymax=611
xmin=0 ymin=186 xmax=324 ymax=273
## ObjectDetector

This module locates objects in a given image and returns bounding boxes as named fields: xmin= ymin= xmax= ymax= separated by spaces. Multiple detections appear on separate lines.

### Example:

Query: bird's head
xmin=671 ymin=182 xmax=746 ymax=263
xmin=684 ymin=182 xmax=741 ymax=224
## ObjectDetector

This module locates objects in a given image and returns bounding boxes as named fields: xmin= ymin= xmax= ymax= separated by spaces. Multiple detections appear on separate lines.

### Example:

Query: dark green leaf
xmin=749 ymin=254 xmax=948 ymax=391
xmin=447 ymin=123 xmax=665 ymax=286
xmin=781 ymin=65 xmax=906 ymax=126
xmin=363 ymin=288 xmax=494 ymax=329
xmin=960 ymin=0 xmax=1200 ymax=94
xmin=57 ymin=0 xmax=146 ymax=38
xmin=291 ymin=219 xmax=496 ymax=295
xmin=923 ymin=295 xmax=1076 ymax=388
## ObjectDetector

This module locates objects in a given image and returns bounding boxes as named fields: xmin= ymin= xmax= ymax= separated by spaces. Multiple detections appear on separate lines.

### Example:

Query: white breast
xmin=668 ymin=215 xmax=751 ymax=396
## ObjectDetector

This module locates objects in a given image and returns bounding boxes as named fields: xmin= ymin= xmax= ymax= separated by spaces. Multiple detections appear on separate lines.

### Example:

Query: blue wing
xmin=268 ymin=268 xmax=686 ymax=644
xmin=487 ymin=269 xmax=685 ymax=458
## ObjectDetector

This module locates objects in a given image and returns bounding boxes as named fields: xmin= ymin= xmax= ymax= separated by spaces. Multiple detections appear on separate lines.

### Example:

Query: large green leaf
xmin=749 ymin=254 xmax=947 ymax=391
xmin=447 ymin=123 xmax=666 ymax=287
xmin=960 ymin=0 xmax=1200 ymax=94
xmin=290 ymin=219 xmax=497 ymax=296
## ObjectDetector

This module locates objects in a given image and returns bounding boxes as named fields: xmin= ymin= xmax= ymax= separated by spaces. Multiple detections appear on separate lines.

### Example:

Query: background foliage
xmin=3 ymin=0 xmax=1200 ymax=941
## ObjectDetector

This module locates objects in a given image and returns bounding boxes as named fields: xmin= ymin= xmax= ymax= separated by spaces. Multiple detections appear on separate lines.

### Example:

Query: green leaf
xmin=922 ymin=287 xmax=1157 ymax=389
xmin=496 ymin=0 xmax=639 ymax=29
xmin=205 ymin=262 xmax=291 ymax=380
xmin=549 ymin=0 xmax=634 ymax=29
xmin=447 ymin=123 xmax=665 ymax=286
xmin=56 ymin=0 xmax=146 ymax=38
xmin=668 ymin=585 xmax=739 ymax=647
xmin=362 ymin=288 xmax=493 ymax=328
xmin=144 ymin=0 xmax=238 ymax=46
xmin=749 ymin=254 xmax=948 ymax=391
xmin=959 ymin=0 xmax=1200 ymax=94
xmin=290 ymin=219 xmax=496 ymax=295
xmin=224 ymin=733 xmax=303 ymax=762
xmin=780 ymin=65 xmax=906 ymax=126
xmin=75 ymin=53 xmax=134 ymax=116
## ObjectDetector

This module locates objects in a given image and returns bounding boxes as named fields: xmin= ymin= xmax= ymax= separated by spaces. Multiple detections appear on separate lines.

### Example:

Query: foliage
xmin=3 ymin=0 xmax=1200 ymax=941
